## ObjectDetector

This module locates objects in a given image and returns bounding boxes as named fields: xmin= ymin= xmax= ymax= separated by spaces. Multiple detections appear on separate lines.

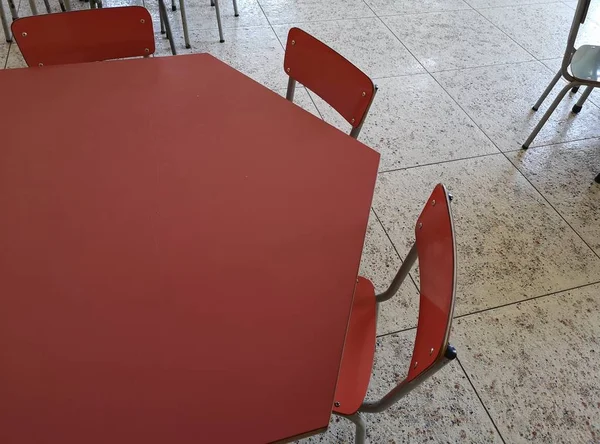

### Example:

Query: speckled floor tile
xmin=4 ymin=43 xmax=26 ymax=69
xmin=298 ymin=329 xmax=503 ymax=443
xmin=156 ymin=26 xmax=288 ymax=90
xmin=466 ymin=0 xmax=556 ymax=7
xmin=275 ymin=86 xmax=321 ymax=118
xmin=434 ymin=61 xmax=600 ymax=152
xmin=506 ymin=139 xmax=600 ymax=256
xmin=360 ymin=211 xmax=420 ymax=336
xmin=363 ymin=0 xmax=470 ymax=17
xmin=258 ymin=0 xmax=374 ymax=25
xmin=0 ymin=42 xmax=8 ymax=69
xmin=271 ymin=19 xmax=424 ymax=79
xmin=382 ymin=10 xmax=533 ymax=72
xmin=373 ymin=154 xmax=600 ymax=316
xmin=479 ymin=2 xmax=600 ymax=60
xmin=306 ymin=75 xmax=498 ymax=170
xmin=453 ymin=283 xmax=600 ymax=443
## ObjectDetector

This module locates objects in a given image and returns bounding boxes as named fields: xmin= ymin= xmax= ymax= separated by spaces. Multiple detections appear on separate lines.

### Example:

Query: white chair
xmin=522 ymin=0 xmax=599 ymax=150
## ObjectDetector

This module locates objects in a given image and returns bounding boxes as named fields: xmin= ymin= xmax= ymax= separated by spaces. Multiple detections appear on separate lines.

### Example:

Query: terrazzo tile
xmin=0 ymin=41 xmax=8 ymax=69
xmin=372 ymin=154 xmax=600 ymax=316
xmin=382 ymin=10 xmax=533 ymax=72
xmin=156 ymin=26 xmax=288 ymax=90
xmin=479 ymin=2 xmax=600 ymax=60
xmin=298 ymin=329 xmax=503 ymax=443
xmin=434 ymin=61 xmax=600 ymax=151
xmin=306 ymin=75 xmax=498 ymax=170
xmin=271 ymin=18 xmax=424 ymax=79
xmin=275 ymin=86 xmax=321 ymax=118
xmin=4 ymin=42 xmax=26 ymax=68
xmin=466 ymin=0 xmax=556 ymax=7
xmin=453 ymin=283 xmax=600 ymax=443
xmin=359 ymin=211 xmax=420 ymax=336
xmin=506 ymin=138 xmax=600 ymax=256
xmin=257 ymin=0 xmax=374 ymax=26
xmin=363 ymin=0 xmax=470 ymax=17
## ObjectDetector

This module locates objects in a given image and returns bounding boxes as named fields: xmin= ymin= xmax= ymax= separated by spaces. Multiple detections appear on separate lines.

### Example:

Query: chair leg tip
xmin=160 ymin=30 xmax=166 ymax=34
xmin=185 ymin=44 xmax=191 ymax=49
xmin=572 ymin=104 xmax=582 ymax=114
xmin=219 ymin=39 xmax=225 ymax=43
xmin=521 ymin=144 xmax=529 ymax=150
xmin=234 ymin=13 xmax=239 ymax=16
xmin=171 ymin=5 xmax=177 ymax=10
xmin=531 ymin=106 xmax=538 ymax=111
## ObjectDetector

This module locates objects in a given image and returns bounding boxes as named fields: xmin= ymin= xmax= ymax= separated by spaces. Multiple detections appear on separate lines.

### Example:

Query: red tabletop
xmin=0 ymin=54 xmax=379 ymax=444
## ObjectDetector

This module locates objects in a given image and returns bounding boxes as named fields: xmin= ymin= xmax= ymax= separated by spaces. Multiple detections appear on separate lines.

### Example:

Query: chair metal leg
xmin=210 ymin=0 xmax=214 ymax=6
xmin=43 ymin=0 xmax=51 ymax=13
xmin=532 ymin=70 xmax=562 ymax=111
xmin=571 ymin=86 xmax=579 ymax=94
xmin=0 ymin=0 xmax=11 ymax=43
xmin=57 ymin=0 xmax=67 ymax=11
xmin=523 ymin=82 xmax=575 ymax=149
xmin=7 ymin=0 xmax=18 ymax=19
xmin=572 ymin=85 xmax=593 ymax=114
xmin=64 ymin=0 xmax=71 ymax=10
xmin=286 ymin=78 xmax=296 ymax=102
xmin=171 ymin=0 xmax=176 ymax=10
xmin=335 ymin=412 xmax=367 ymax=444
xmin=595 ymin=172 xmax=600 ymax=184
xmin=160 ymin=7 xmax=165 ymax=34
xmin=179 ymin=0 xmax=191 ymax=49
xmin=232 ymin=0 xmax=239 ymax=16
xmin=213 ymin=0 xmax=224 ymax=42
xmin=28 ymin=0 xmax=38 ymax=15
xmin=159 ymin=0 xmax=177 ymax=55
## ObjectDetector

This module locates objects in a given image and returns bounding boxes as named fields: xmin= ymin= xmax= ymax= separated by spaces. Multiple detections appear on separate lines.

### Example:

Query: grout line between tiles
xmin=456 ymin=357 xmax=507 ymax=444
xmin=377 ymin=151 xmax=501 ymax=175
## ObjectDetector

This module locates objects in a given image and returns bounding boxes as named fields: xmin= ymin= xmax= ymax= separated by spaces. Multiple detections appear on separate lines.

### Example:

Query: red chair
xmin=333 ymin=184 xmax=458 ymax=443
xmin=283 ymin=27 xmax=377 ymax=140
xmin=11 ymin=6 xmax=155 ymax=67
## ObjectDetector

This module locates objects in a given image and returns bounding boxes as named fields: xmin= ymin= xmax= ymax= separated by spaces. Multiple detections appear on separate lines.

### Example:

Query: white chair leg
xmin=532 ymin=69 xmax=562 ymax=111
xmin=0 ymin=0 xmax=11 ymax=43
xmin=179 ymin=0 xmax=191 ymax=48
xmin=523 ymin=82 xmax=575 ymax=149
xmin=213 ymin=0 xmax=224 ymax=42
xmin=572 ymin=85 xmax=593 ymax=114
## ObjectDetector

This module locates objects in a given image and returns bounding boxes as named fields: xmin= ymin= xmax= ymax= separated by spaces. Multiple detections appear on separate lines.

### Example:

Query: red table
xmin=0 ymin=54 xmax=379 ymax=443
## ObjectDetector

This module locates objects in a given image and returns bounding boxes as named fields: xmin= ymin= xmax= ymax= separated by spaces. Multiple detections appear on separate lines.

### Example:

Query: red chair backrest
xmin=11 ymin=6 xmax=155 ymax=67
xmin=284 ymin=27 xmax=375 ymax=129
xmin=406 ymin=184 xmax=456 ymax=382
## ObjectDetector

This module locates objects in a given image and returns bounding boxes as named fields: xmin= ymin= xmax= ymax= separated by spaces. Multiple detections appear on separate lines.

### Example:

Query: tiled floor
xmin=1 ymin=0 xmax=599 ymax=441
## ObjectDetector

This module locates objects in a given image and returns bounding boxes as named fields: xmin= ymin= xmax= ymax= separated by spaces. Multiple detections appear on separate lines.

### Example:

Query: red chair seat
xmin=333 ymin=276 xmax=377 ymax=416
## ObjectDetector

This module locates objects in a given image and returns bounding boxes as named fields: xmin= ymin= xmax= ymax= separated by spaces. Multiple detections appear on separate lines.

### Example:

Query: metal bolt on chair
xmin=522 ymin=0 xmax=599 ymax=149
xmin=333 ymin=184 xmax=458 ymax=444
xmin=284 ymin=27 xmax=377 ymax=140
xmin=11 ymin=6 xmax=155 ymax=67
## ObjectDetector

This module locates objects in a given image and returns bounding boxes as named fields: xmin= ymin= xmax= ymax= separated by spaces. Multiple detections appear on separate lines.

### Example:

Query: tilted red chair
xmin=11 ymin=6 xmax=155 ymax=67
xmin=283 ymin=27 xmax=377 ymax=140
xmin=334 ymin=184 xmax=458 ymax=443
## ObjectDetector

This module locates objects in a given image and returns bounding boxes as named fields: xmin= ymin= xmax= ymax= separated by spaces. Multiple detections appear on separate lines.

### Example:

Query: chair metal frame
xmin=523 ymin=0 xmax=598 ymax=149
xmin=284 ymin=27 xmax=377 ymax=140
xmin=333 ymin=185 xmax=458 ymax=444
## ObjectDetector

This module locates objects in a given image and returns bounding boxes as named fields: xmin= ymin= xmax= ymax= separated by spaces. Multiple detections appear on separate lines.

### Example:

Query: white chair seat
xmin=571 ymin=45 xmax=600 ymax=82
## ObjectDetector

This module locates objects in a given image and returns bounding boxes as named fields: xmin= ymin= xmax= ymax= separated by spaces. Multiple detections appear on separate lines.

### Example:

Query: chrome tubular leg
xmin=57 ymin=0 xmax=67 ymax=11
xmin=346 ymin=413 xmax=367 ymax=444
xmin=179 ymin=0 xmax=191 ymax=49
xmin=213 ymin=0 xmax=224 ymax=42
xmin=28 ymin=0 xmax=38 ymax=15
xmin=159 ymin=0 xmax=177 ymax=55
xmin=43 ymin=0 xmax=51 ymax=13
xmin=286 ymin=78 xmax=296 ymax=102
xmin=572 ymin=85 xmax=593 ymax=114
xmin=523 ymin=82 xmax=575 ymax=149
xmin=532 ymin=70 xmax=562 ymax=111
xmin=232 ymin=0 xmax=239 ymax=16
xmin=0 ymin=0 xmax=11 ymax=43
xmin=64 ymin=0 xmax=71 ymax=10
